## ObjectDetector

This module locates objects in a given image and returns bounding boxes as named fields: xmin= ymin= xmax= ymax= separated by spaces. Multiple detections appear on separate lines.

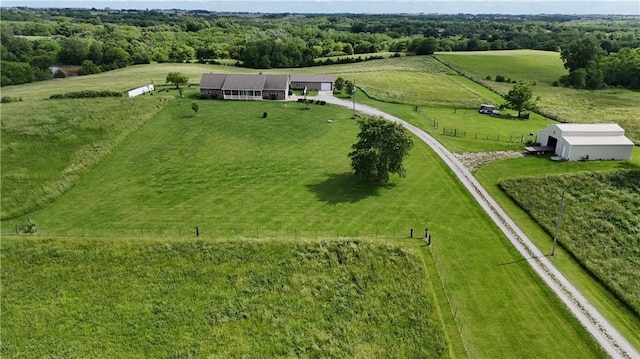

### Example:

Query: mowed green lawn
xmin=1 ymin=237 xmax=446 ymax=358
xmin=1 ymin=94 xmax=605 ymax=358
xmin=435 ymin=50 xmax=640 ymax=143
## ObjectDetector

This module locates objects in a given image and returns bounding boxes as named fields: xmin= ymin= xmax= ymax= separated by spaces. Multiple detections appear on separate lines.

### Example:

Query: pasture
xmin=1 ymin=237 xmax=446 ymax=358
xmin=435 ymin=50 xmax=640 ymax=142
xmin=0 ymin=91 xmax=606 ymax=358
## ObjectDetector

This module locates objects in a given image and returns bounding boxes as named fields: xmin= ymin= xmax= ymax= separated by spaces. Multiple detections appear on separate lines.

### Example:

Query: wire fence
xmin=3 ymin=225 xmax=434 ymax=240
xmin=413 ymin=106 xmax=535 ymax=144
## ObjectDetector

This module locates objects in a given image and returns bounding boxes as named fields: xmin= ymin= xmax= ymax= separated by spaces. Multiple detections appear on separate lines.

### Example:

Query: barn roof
xmin=563 ymin=136 xmax=634 ymax=146
xmin=290 ymin=74 xmax=334 ymax=83
xmin=553 ymin=123 xmax=626 ymax=136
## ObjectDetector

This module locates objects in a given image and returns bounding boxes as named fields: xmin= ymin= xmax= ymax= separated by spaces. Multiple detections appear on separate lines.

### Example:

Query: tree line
xmin=1 ymin=8 xmax=639 ymax=88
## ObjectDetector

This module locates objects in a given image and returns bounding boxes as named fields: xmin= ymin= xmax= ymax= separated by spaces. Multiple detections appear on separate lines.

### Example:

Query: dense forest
xmin=1 ymin=7 xmax=639 ymax=89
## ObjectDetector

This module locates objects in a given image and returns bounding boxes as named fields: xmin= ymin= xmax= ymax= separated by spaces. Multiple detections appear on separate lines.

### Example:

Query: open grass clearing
xmin=435 ymin=50 xmax=640 ymax=143
xmin=0 ymin=95 xmax=171 ymax=219
xmin=337 ymin=88 xmax=556 ymax=153
xmin=475 ymin=155 xmax=640 ymax=350
xmin=0 ymin=237 xmax=446 ymax=358
xmin=1 ymin=94 xmax=606 ymax=358
xmin=352 ymin=72 xmax=488 ymax=108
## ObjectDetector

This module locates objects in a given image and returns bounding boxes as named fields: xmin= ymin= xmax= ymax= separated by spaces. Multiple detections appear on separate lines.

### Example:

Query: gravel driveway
xmin=311 ymin=93 xmax=639 ymax=359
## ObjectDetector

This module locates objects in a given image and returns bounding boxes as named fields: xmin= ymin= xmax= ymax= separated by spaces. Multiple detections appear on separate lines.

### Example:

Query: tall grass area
xmin=499 ymin=170 xmax=640 ymax=315
xmin=0 ymin=95 xmax=170 ymax=219
xmin=435 ymin=50 xmax=640 ymax=143
xmin=1 ymin=237 xmax=446 ymax=358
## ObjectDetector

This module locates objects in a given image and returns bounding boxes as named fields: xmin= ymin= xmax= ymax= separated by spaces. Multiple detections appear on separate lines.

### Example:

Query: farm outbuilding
xmin=535 ymin=123 xmax=634 ymax=161
xmin=289 ymin=74 xmax=334 ymax=91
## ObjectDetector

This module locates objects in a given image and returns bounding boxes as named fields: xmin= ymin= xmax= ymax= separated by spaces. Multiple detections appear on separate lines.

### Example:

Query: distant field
xmin=352 ymin=72 xmax=488 ymax=107
xmin=435 ymin=50 xmax=640 ymax=143
xmin=1 ymin=237 xmax=446 ymax=358
xmin=436 ymin=50 xmax=567 ymax=86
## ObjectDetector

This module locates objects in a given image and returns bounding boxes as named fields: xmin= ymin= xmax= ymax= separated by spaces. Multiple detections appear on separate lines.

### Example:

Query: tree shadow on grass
xmin=306 ymin=172 xmax=395 ymax=205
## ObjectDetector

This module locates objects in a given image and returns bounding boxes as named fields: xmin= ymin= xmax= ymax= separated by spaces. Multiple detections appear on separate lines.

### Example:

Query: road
xmin=311 ymin=93 xmax=640 ymax=359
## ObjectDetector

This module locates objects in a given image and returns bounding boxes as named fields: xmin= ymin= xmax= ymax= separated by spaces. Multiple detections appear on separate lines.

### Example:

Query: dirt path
xmin=312 ymin=94 xmax=639 ymax=359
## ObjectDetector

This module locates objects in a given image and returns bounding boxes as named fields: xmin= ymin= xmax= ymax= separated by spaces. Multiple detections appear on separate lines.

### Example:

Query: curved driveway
xmin=312 ymin=94 xmax=639 ymax=359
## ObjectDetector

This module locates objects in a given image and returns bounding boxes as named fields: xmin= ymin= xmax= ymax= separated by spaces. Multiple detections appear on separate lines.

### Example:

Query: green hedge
xmin=49 ymin=90 xmax=123 ymax=99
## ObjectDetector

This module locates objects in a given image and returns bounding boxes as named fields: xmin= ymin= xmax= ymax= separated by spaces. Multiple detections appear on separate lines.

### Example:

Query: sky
xmin=2 ymin=0 xmax=640 ymax=15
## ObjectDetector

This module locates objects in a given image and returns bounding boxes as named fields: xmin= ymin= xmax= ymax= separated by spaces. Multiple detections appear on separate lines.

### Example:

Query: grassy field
xmin=436 ymin=50 xmax=567 ymax=86
xmin=435 ymin=50 xmax=640 ymax=143
xmin=1 ymin=90 xmax=606 ymax=357
xmin=500 ymin=170 xmax=640 ymax=315
xmin=1 ymin=95 xmax=171 ymax=219
xmin=475 ymin=155 xmax=640 ymax=349
xmin=1 ymin=237 xmax=447 ymax=358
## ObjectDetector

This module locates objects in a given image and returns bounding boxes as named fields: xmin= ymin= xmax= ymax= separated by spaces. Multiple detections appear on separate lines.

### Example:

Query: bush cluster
xmin=296 ymin=98 xmax=326 ymax=105
xmin=1 ymin=96 xmax=23 ymax=103
xmin=49 ymin=90 xmax=123 ymax=99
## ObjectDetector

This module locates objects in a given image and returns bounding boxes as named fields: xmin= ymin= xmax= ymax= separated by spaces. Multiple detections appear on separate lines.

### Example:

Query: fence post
xmin=195 ymin=226 xmax=199 ymax=237
xmin=410 ymin=227 xmax=413 ymax=238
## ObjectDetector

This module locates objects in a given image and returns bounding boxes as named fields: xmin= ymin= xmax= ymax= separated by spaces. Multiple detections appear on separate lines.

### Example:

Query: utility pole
xmin=551 ymin=190 xmax=565 ymax=256
xmin=352 ymin=79 xmax=356 ymax=118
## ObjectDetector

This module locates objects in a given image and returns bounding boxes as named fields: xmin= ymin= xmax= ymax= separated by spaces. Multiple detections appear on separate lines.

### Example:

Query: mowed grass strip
xmin=2 ymin=96 xmax=607 ymax=358
xmin=499 ymin=170 xmax=640 ymax=314
xmin=0 ymin=95 xmax=170 ymax=219
xmin=0 ymin=237 xmax=446 ymax=358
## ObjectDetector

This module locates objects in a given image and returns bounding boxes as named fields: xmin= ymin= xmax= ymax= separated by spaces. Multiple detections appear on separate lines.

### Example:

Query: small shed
xmin=290 ymin=75 xmax=334 ymax=91
xmin=536 ymin=123 xmax=634 ymax=161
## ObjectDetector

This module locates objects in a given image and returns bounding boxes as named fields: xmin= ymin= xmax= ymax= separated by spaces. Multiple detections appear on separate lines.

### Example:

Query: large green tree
xmin=165 ymin=72 xmax=189 ymax=89
xmin=349 ymin=117 xmax=413 ymax=184
xmin=503 ymin=82 xmax=539 ymax=118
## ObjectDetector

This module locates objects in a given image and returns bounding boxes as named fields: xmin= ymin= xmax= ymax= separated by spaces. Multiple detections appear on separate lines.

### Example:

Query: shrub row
xmin=49 ymin=90 xmax=123 ymax=100
xmin=296 ymin=98 xmax=327 ymax=105
xmin=1 ymin=96 xmax=23 ymax=103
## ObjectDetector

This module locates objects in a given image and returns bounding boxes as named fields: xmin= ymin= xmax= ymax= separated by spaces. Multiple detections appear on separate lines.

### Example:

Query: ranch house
xmin=534 ymin=123 xmax=634 ymax=161
xmin=289 ymin=74 xmax=334 ymax=91
xmin=199 ymin=73 xmax=289 ymax=100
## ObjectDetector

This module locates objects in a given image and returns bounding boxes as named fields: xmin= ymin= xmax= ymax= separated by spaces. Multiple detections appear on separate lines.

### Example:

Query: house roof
xmin=199 ymin=73 xmax=289 ymax=91
xmin=199 ymin=73 xmax=227 ymax=89
xmin=563 ymin=135 xmax=634 ymax=146
xmin=222 ymin=74 xmax=266 ymax=90
xmin=264 ymin=75 xmax=289 ymax=90
xmin=290 ymin=74 xmax=334 ymax=83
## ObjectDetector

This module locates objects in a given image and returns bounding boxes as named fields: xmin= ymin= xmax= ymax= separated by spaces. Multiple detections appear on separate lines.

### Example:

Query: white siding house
xmin=536 ymin=123 xmax=634 ymax=161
